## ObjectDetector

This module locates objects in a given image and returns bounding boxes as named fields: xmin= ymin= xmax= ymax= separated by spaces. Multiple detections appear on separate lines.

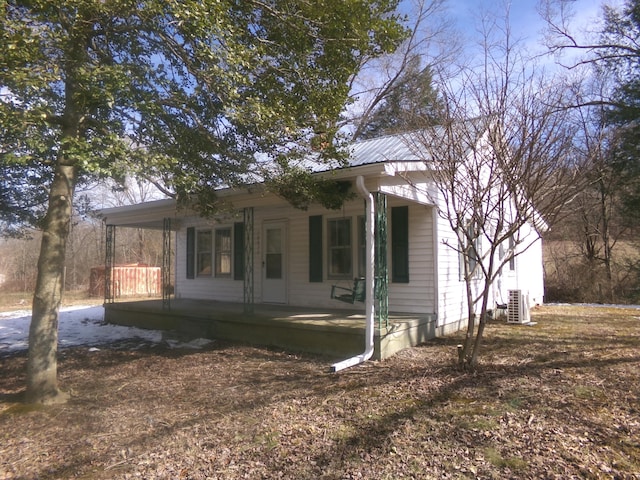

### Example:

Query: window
xmin=215 ymin=228 xmax=232 ymax=277
xmin=196 ymin=230 xmax=212 ymax=276
xmin=328 ymin=218 xmax=352 ymax=278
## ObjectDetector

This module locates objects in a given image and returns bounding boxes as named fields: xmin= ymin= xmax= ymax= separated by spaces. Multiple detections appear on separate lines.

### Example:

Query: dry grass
xmin=0 ymin=291 xmax=98 ymax=313
xmin=1 ymin=305 xmax=639 ymax=479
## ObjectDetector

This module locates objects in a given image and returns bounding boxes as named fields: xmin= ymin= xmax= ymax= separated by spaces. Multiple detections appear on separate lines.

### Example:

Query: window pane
xmin=215 ymin=228 xmax=232 ymax=276
xmin=330 ymin=248 xmax=351 ymax=276
xmin=266 ymin=228 xmax=281 ymax=254
xmin=197 ymin=230 xmax=212 ymax=251
xmin=265 ymin=227 xmax=283 ymax=279
xmin=328 ymin=218 xmax=352 ymax=277
xmin=198 ymin=253 xmax=212 ymax=276
xmin=266 ymin=253 xmax=282 ymax=279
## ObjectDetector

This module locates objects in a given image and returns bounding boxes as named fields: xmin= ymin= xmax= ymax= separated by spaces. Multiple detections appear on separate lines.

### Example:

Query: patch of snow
xmin=165 ymin=337 xmax=213 ymax=349
xmin=0 ymin=304 xmax=163 ymax=356
xmin=547 ymin=302 xmax=640 ymax=309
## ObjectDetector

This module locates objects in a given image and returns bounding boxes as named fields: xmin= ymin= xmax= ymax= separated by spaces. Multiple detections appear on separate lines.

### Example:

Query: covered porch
xmin=104 ymin=299 xmax=437 ymax=361
xmin=98 ymin=173 xmax=441 ymax=363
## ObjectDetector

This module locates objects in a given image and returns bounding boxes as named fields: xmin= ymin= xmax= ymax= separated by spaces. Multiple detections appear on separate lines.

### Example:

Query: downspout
xmin=432 ymin=205 xmax=439 ymax=324
xmin=331 ymin=175 xmax=375 ymax=372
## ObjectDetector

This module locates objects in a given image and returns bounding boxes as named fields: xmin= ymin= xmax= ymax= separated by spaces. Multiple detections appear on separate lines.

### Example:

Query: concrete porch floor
xmin=104 ymin=298 xmax=438 ymax=360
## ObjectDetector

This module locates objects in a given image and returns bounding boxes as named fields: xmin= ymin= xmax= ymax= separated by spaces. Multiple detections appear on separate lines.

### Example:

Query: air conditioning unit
xmin=507 ymin=289 xmax=531 ymax=324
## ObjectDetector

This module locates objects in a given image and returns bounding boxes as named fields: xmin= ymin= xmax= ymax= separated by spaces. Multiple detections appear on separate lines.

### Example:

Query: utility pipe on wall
xmin=331 ymin=175 xmax=375 ymax=372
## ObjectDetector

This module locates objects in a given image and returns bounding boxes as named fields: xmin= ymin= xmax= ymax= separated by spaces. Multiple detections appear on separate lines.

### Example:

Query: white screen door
xmin=262 ymin=221 xmax=287 ymax=303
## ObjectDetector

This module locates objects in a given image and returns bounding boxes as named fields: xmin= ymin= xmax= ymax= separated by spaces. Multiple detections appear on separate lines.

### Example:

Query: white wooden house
xmin=99 ymin=131 xmax=544 ymax=365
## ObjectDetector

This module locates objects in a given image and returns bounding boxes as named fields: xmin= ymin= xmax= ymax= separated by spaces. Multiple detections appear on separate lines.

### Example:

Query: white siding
xmin=175 ymin=215 xmax=245 ymax=302
xmin=498 ymin=222 xmax=544 ymax=307
xmin=387 ymin=198 xmax=435 ymax=314
xmin=434 ymin=213 xmax=469 ymax=327
xmin=174 ymin=197 xmax=437 ymax=314
xmin=434 ymin=211 xmax=545 ymax=327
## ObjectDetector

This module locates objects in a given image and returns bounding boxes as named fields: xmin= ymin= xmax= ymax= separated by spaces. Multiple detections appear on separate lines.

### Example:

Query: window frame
xmin=327 ymin=217 xmax=353 ymax=279
xmin=196 ymin=229 xmax=213 ymax=277
xmin=214 ymin=227 xmax=232 ymax=278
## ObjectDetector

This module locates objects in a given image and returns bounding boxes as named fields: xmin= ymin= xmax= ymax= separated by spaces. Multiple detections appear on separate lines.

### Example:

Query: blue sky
xmin=447 ymin=0 xmax=611 ymax=49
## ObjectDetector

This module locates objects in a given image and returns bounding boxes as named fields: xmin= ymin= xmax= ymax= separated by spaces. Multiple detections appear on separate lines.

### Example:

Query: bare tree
xmin=541 ymin=0 xmax=640 ymax=303
xmin=406 ymin=8 xmax=589 ymax=368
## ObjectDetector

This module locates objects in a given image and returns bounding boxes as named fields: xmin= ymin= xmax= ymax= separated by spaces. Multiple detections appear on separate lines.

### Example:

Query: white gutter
xmin=331 ymin=175 xmax=375 ymax=372
xmin=432 ymin=205 xmax=439 ymax=324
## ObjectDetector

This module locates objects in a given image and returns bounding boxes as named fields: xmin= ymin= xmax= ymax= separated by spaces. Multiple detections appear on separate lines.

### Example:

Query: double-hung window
xmin=215 ymin=228 xmax=232 ymax=277
xmin=328 ymin=218 xmax=352 ymax=278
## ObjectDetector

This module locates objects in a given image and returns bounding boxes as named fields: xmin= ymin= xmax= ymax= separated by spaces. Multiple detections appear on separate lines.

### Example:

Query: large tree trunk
xmin=25 ymin=13 xmax=86 ymax=404
xmin=26 ymin=163 xmax=76 ymax=404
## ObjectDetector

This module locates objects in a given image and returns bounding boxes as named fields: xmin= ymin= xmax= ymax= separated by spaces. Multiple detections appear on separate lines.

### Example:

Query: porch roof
xmin=98 ymin=131 xmax=441 ymax=228
xmin=99 ymin=198 xmax=183 ymax=230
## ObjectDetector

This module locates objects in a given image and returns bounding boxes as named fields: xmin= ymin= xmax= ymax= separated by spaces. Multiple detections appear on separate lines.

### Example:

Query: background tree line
xmin=541 ymin=0 xmax=640 ymax=304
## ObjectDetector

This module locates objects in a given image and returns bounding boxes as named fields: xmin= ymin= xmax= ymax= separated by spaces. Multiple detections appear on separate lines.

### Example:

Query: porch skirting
xmin=103 ymin=299 xmax=438 ymax=361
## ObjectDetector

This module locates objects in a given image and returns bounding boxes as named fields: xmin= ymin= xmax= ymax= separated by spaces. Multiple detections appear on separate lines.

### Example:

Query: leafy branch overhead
xmin=269 ymin=167 xmax=355 ymax=211
xmin=1 ymin=0 xmax=407 ymax=222
xmin=0 ymin=0 xmax=407 ymax=404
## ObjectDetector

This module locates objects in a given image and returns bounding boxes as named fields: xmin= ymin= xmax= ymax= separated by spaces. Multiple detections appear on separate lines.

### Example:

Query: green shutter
xmin=186 ymin=227 xmax=195 ymax=279
xmin=309 ymin=215 xmax=323 ymax=282
xmin=234 ymin=222 xmax=244 ymax=280
xmin=391 ymin=206 xmax=409 ymax=283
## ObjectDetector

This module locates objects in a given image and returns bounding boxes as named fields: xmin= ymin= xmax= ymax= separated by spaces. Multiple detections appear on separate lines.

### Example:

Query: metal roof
xmin=298 ymin=130 xmax=439 ymax=173
xmin=347 ymin=130 xmax=436 ymax=167
xmin=98 ymin=130 xmax=452 ymax=226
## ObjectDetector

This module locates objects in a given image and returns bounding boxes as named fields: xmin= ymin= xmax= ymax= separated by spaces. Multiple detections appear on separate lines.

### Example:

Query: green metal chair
xmin=331 ymin=277 xmax=366 ymax=304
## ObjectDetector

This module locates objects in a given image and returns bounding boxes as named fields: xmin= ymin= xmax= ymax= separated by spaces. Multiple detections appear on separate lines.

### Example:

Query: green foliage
xmin=268 ymin=166 xmax=354 ymax=210
xmin=0 ymin=0 xmax=408 ymax=226
xmin=598 ymin=0 xmax=640 ymax=227
xmin=358 ymin=56 xmax=444 ymax=139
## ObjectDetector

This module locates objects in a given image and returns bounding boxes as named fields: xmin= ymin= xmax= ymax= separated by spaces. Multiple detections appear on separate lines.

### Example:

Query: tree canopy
xmin=545 ymin=0 xmax=640 ymax=226
xmin=0 ymin=0 xmax=407 ymax=403
xmin=600 ymin=0 xmax=640 ymax=225
xmin=1 ymin=0 xmax=407 ymax=223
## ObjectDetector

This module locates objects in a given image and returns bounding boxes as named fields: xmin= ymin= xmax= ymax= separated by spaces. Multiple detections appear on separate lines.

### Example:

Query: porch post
xmin=243 ymin=207 xmax=254 ymax=314
xmin=104 ymin=224 xmax=115 ymax=304
xmin=374 ymin=192 xmax=389 ymax=328
xmin=162 ymin=217 xmax=171 ymax=310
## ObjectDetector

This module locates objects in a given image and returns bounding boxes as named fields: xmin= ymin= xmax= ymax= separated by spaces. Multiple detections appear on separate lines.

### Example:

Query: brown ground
xmin=1 ymin=305 xmax=639 ymax=479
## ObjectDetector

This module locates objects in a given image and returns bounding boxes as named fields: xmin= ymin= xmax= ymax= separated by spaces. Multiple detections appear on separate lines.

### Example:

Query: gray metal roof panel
xmin=348 ymin=131 xmax=431 ymax=166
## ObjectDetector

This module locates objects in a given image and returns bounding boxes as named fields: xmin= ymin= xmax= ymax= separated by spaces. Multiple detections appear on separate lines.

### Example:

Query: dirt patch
xmin=1 ymin=305 xmax=639 ymax=479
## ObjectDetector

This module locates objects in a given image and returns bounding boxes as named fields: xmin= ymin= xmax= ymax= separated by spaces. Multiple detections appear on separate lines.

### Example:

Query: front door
xmin=262 ymin=221 xmax=287 ymax=303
